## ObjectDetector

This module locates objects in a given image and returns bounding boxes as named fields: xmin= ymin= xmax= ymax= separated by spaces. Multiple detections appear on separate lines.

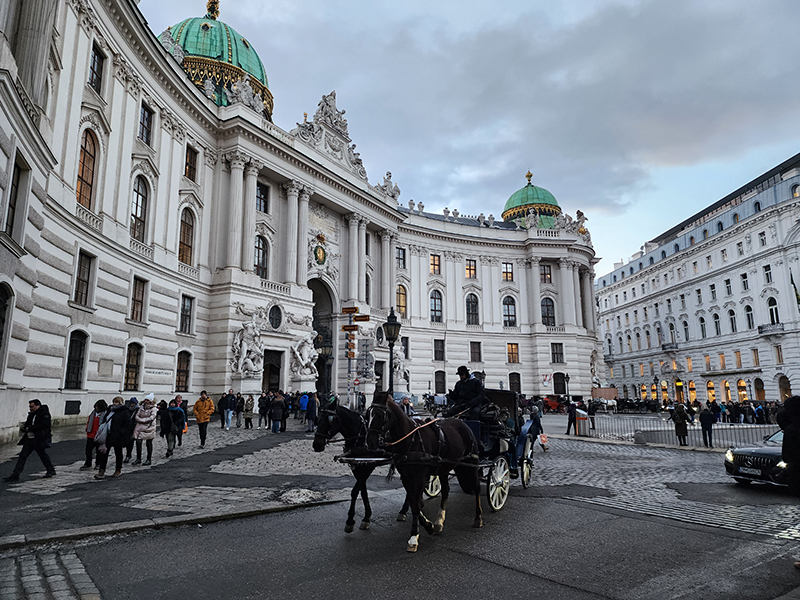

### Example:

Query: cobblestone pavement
xmin=0 ymin=551 xmax=100 ymax=600
xmin=532 ymin=438 xmax=800 ymax=540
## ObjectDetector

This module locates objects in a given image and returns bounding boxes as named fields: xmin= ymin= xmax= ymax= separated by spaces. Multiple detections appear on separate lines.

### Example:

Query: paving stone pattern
xmin=533 ymin=439 xmax=800 ymax=540
xmin=0 ymin=551 xmax=100 ymax=600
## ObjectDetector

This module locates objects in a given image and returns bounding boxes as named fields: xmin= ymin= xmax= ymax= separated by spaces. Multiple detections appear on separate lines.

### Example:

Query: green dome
xmin=159 ymin=11 xmax=274 ymax=118
xmin=502 ymin=172 xmax=561 ymax=222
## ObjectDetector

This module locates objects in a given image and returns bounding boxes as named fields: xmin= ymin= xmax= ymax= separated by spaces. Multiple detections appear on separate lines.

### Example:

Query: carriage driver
xmin=444 ymin=366 xmax=487 ymax=420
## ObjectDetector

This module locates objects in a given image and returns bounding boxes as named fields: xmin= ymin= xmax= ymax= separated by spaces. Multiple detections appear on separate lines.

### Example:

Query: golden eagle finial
xmin=206 ymin=0 xmax=220 ymax=20
xmin=525 ymin=170 xmax=533 ymax=184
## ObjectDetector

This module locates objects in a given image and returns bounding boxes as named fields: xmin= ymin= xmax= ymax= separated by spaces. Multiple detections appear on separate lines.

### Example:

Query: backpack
xmin=94 ymin=415 xmax=111 ymax=446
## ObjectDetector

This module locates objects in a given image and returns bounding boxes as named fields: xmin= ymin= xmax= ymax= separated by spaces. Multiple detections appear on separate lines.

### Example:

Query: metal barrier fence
xmin=586 ymin=414 xmax=780 ymax=447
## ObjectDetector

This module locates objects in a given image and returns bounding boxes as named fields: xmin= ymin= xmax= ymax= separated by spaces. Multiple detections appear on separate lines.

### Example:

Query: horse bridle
xmin=315 ymin=406 xmax=368 ymax=445
xmin=366 ymin=403 xmax=394 ymax=447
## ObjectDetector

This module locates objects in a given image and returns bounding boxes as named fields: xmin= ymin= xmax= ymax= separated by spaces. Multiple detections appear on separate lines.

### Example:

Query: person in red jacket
xmin=80 ymin=399 xmax=108 ymax=470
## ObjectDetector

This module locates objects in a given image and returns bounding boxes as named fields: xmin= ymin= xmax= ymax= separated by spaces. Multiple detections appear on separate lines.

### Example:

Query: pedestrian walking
xmin=299 ymin=393 xmax=309 ymax=424
xmin=699 ymin=407 xmax=715 ymax=448
xmin=269 ymin=395 xmax=285 ymax=433
xmin=132 ymin=396 xmax=157 ymax=465
xmin=123 ymin=397 xmax=139 ymax=463
xmin=566 ymin=402 xmax=577 ymax=435
xmin=588 ymin=400 xmax=597 ymax=430
xmin=80 ymin=399 xmax=107 ymax=471
xmin=244 ymin=395 xmax=255 ymax=429
xmin=95 ymin=396 xmax=132 ymax=479
xmin=165 ymin=399 xmax=185 ymax=457
xmin=193 ymin=390 xmax=214 ymax=448
xmin=258 ymin=392 xmax=269 ymax=429
xmin=235 ymin=393 xmax=245 ymax=428
xmin=158 ymin=400 xmax=171 ymax=453
xmin=174 ymin=395 xmax=187 ymax=446
xmin=4 ymin=399 xmax=56 ymax=482
xmin=281 ymin=394 xmax=290 ymax=432
xmin=306 ymin=392 xmax=318 ymax=432
xmin=221 ymin=389 xmax=236 ymax=430
xmin=670 ymin=404 xmax=691 ymax=446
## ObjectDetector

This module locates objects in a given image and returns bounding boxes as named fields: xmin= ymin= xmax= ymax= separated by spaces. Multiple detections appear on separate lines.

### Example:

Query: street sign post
xmin=341 ymin=324 xmax=359 ymax=332
xmin=353 ymin=314 xmax=370 ymax=322
xmin=342 ymin=307 xmax=359 ymax=314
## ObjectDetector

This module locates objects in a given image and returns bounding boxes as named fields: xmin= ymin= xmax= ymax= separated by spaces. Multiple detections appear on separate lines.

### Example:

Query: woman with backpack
xmin=81 ymin=399 xmax=107 ymax=471
xmin=132 ymin=396 xmax=157 ymax=465
xmin=95 ymin=397 xmax=132 ymax=479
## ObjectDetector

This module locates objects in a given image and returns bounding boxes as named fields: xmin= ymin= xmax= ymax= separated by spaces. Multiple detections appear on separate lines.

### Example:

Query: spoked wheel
xmin=424 ymin=475 xmax=442 ymax=498
xmin=487 ymin=456 xmax=510 ymax=511
xmin=521 ymin=435 xmax=533 ymax=489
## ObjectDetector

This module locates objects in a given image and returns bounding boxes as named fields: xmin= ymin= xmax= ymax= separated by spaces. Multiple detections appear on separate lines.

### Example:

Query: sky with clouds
xmin=140 ymin=0 xmax=800 ymax=275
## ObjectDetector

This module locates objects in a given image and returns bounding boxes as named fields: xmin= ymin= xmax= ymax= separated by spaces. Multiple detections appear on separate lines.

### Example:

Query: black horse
xmin=366 ymin=391 xmax=483 ymax=552
xmin=312 ymin=398 xmax=409 ymax=532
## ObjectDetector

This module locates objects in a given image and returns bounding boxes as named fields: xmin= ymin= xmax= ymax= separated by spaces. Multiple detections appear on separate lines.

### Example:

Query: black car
xmin=724 ymin=430 xmax=787 ymax=486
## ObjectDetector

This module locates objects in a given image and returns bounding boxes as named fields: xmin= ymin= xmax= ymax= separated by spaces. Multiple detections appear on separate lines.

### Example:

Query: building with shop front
xmin=0 ymin=0 xmax=601 ymax=440
xmin=595 ymin=153 xmax=800 ymax=406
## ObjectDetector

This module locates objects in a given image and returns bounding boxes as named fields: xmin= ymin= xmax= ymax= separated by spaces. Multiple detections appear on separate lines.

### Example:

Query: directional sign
xmin=352 ymin=315 xmax=370 ymax=322
xmin=342 ymin=307 xmax=360 ymax=314
xmin=345 ymin=333 xmax=356 ymax=340
xmin=342 ymin=324 xmax=359 ymax=332
xmin=346 ymin=342 xmax=356 ymax=350
xmin=346 ymin=351 xmax=356 ymax=359
xmin=354 ymin=379 xmax=360 ymax=385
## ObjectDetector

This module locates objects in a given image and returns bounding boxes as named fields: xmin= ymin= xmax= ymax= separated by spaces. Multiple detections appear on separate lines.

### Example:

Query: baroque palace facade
xmin=595 ymin=153 xmax=800 ymax=406
xmin=0 ymin=0 xmax=601 ymax=439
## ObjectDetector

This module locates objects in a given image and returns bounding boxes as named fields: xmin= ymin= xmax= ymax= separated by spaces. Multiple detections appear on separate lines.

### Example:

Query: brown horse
xmin=366 ymin=391 xmax=482 ymax=552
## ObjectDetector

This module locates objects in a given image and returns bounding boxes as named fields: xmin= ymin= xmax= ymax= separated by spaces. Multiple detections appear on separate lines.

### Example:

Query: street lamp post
xmin=565 ymin=373 xmax=571 ymax=402
xmin=383 ymin=307 xmax=402 ymax=395
xmin=318 ymin=343 xmax=332 ymax=396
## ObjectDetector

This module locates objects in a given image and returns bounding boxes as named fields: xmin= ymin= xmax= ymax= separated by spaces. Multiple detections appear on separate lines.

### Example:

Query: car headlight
xmin=725 ymin=449 xmax=734 ymax=463
xmin=777 ymin=460 xmax=787 ymax=469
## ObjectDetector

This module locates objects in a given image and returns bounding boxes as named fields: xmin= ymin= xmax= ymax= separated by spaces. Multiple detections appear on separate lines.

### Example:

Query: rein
xmin=378 ymin=407 xmax=468 ymax=447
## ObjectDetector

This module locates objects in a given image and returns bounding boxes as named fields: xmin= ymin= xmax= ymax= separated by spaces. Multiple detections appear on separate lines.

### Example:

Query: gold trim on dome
xmin=501 ymin=202 xmax=561 ymax=222
xmin=181 ymin=56 xmax=274 ymax=117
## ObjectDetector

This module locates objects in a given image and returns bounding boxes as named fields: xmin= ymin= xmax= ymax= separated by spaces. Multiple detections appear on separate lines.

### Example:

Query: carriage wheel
xmin=487 ymin=456 xmax=510 ymax=511
xmin=424 ymin=475 xmax=441 ymax=498
xmin=521 ymin=435 xmax=533 ymax=489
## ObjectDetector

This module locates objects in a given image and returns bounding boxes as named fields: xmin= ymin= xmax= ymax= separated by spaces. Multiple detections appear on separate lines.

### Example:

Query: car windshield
xmin=766 ymin=430 xmax=784 ymax=444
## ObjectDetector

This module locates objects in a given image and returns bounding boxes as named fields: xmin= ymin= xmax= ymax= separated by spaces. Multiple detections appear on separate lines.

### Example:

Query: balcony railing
xmin=546 ymin=326 xmax=566 ymax=334
xmin=178 ymin=262 xmax=200 ymax=280
xmin=661 ymin=342 xmax=679 ymax=351
xmin=129 ymin=237 xmax=153 ymax=260
xmin=758 ymin=322 xmax=784 ymax=335
xmin=260 ymin=280 xmax=290 ymax=295
xmin=75 ymin=203 xmax=102 ymax=231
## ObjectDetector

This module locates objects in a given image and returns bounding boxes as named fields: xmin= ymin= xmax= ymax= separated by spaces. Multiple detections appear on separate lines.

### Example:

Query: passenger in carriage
xmin=443 ymin=366 xmax=487 ymax=420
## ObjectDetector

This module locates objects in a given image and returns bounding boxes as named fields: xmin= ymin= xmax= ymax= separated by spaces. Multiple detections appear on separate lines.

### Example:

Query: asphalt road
xmin=6 ymin=439 xmax=800 ymax=600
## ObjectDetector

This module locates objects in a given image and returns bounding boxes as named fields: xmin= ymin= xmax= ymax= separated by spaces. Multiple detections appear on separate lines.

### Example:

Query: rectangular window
xmin=138 ymin=104 xmax=153 ymax=146
xmin=705 ymin=355 xmax=711 ymax=370
xmin=401 ymin=336 xmax=409 ymax=359
xmin=396 ymin=247 xmax=406 ymax=270
xmin=692 ymin=261 xmax=698 ymax=274
xmin=502 ymin=262 xmax=513 ymax=282
xmin=365 ymin=233 xmax=371 ymax=256
xmin=470 ymin=341 xmax=482 ymax=363
xmin=632 ymin=288 xmax=636 ymax=298
xmin=550 ymin=343 xmax=564 ymax=364
xmin=179 ymin=295 xmax=194 ymax=334
xmin=649 ymin=362 xmax=654 ymax=376
xmin=124 ymin=344 xmax=142 ymax=391
xmin=759 ymin=231 xmax=767 ymax=247
xmin=430 ymin=254 xmax=441 ymax=275
xmin=639 ymin=363 xmax=644 ymax=376
xmin=725 ymin=279 xmax=732 ymax=295
xmin=735 ymin=350 xmax=742 ymax=368
xmin=73 ymin=251 xmax=94 ymax=306
xmin=680 ymin=294 xmax=686 ymax=309
xmin=539 ymin=264 xmax=552 ymax=283
xmin=741 ymin=273 xmax=749 ymax=291
xmin=5 ymin=161 xmax=21 ymax=237
xmin=706 ymin=256 xmax=712 ymax=268
xmin=696 ymin=289 xmax=702 ymax=304
xmin=256 ymin=182 xmax=269 ymax=213
xmin=686 ymin=357 xmax=692 ymax=372
xmin=710 ymin=284 xmax=716 ymax=300
xmin=752 ymin=348 xmax=760 ymax=367
xmin=634 ymin=310 xmax=638 ymax=323
xmin=433 ymin=339 xmax=445 ymax=361
xmin=625 ymin=313 xmax=629 ymax=325
xmin=609 ymin=366 xmax=614 ymax=378
xmin=776 ymin=345 xmax=784 ymax=364
xmin=764 ymin=264 xmax=773 ymax=284
xmin=654 ymin=303 xmax=659 ymax=317
xmin=643 ymin=307 xmax=648 ymax=320
xmin=434 ymin=371 xmax=446 ymax=394
xmin=623 ymin=292 xmax=627 ymax=302
xmin=184 ymin=146 xmax=198 ymax=181
xmin=737 ymin=242 xmax=744 ymax=256
xmin=130 ymin=277 xmax=146 ymax=322
xmin=718 ymin=353 xmax=726 ymax=370
xmin=666 ymin=299 xmax=672 ymax=313
xmin=721 ymin=249 xmax=728 ymax=262
xmin=465 ymin=259 xmax=477 ymax=279
xmin=508 ymin=343 xmax=520 ymax=364
xmin=622 ymin=365 xmax=626 ymax=378
xmin=88 ymin=44 xmax=104 ymax=94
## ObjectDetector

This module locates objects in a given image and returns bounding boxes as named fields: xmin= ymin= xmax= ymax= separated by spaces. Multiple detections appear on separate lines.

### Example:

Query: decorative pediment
xmin=132 ymin=155 xmax=160 ymax=180
xmin=708 ymin=305 xmax=720 ymax=312
xmin=694 ymin=309 xmax=706 ymax=316
xmin=739 ymin=296 xmax=754 ymax=305
xmin=760 ymin=287 xmax=780 ymax=298
xmin=678 ymin=313 xmax=689 ymax=321
xmin=723 ymin=301 xmax=736 ymax=309
xmin=499 ymin=283 xmax=518 ymax=295
xmin=78 ymin=109 xmax=109 ymax=153
xmin=462 ymin=282 xmax=482 ymax=295
xmin=428 ymin=273 xmax=445 ymax=286
xmin=178 ymin=191 xmax=202 ymax=213
xmin=256 ymin=219 xmax=275 ymax=239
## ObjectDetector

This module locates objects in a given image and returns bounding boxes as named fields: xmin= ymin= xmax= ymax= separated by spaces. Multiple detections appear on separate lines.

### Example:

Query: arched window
xmin=712 ymin=313 xmax=721 ymax=336
xmin=638 ymin=262 xmax=643 ymax=270
xmin=629 ymin=267 xmax=634 ymax=275
xmin=661 ymin=250 xmax=666 ymax=259
xmin=645 ymin=329 xmax=651 ymax=348
xmin=64 ymin=330 xmax=88 ymax=389
xmin=130 ymin=175 xmax=148 ymax=242
xmin=703 ymin=229 xmax=709 ymax=239
xmin=737 ymin=379 xmax=747 ymax=402
xmin=502 ymin=296 xmax=517 ymax=327
xmin=683 ymin=321 xmax=689 ymax=341
xmin=254 ymin=236 xmax=268 ymax=278
xmin=365 ymin=275 xmax=371 ymax=305
xmin=175 ymin=351 xmax=191 ymax=392
xmin=716 ymin=222 xmax=723 ymax=233
xmin=607 ymin=338 xmax=612 ymax=355
xmin=650 ymin=384 xmax=657 ymax=400
xmin=688 ymin=381 xmax=696 ymax=403
xmin=635 ymin=332 xmax=641 ymax=350
xmin=754 ymin=201 xmax=761 ymax=212
xmin=626 ymin=335 xmax=632 ymax=352
xmin=745 ymin=305 xmax=754 ymax=329
xmin=396 ymin=285 xmax=407 ymax=318
xmin=733 ymin=213 xmax=740 ymax=223
xmin=699 ymin=317 xmax=706 ymax=338
xmin=618 ymin=337 xmax=623 ymax=353
xmin=541 ymin=297 xmax=555 ymax=326
xmin=640 ymin=384 xmax=647 ymax=400
xmin=434 ymin=370 xmax=446 ymax=394
xmin=509 ymin=373 xmax=521 ymax=393
xmin=649 ymin=257 xmax=654 ymax=265
xmin=707 ymin=381 xmax=716 ymax=402
xmin=768 ymin=297 xmax=779 ymax=324
xmin=674 ymin=244 xmax=679 ymax=253
xmin=430 ymin=290 xmax=443 ymax=323
xmin=728 ymin=309 xmax=737 ymax=333
xmin=466 ymin=293 xmax=480 ymax=325
xmin=76 ymin=130 xmax=97 ymax=209
xmin=689 ymin=236 xmax=695 ymax=246
xmin=178 ymin=209 xmax=194 ymax=265
xmin=124 ymin=343 xmax=142 ymax=391
xmin=793 ymin=185 xmax=800 ymax=198
xmin=669 ymin=323 xmax=676 ymax=343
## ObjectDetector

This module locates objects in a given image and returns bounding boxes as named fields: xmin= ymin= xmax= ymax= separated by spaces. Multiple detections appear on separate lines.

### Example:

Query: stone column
xmin=530 ymin=258 xmax=542 ymax=324
xmin=573 ymin=262 xmax=583 ymax=328
xmin=296 ymin=186 xmax=313 ymax=285
xmin=558 ymin=258 xmax=575 ymax=325
xmin=14 ymin=0 xmax=57 ymax=109
xmin=380 ymin=230 xmax=391 ymax=309
xmin=347 ymin=214 xmax=360 ymax=301
xmin=358 ymin=218 xmax=369 ymax=302
xmin=282 ymin=180 xmax=302 ymax=284
xmin=241 ymin=160 xmax=262 ymax=271
xmin=225 ymin=152 xmax=247 ymax=269
xmin=390 ymin=233 xmax=398 ymax=309
xmin=582 ymin=269 xmax=596 ymax=332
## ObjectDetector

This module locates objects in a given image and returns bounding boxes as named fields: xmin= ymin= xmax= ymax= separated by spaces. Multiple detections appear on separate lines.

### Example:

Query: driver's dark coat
xmin=445 ymin=375 xmax=486 ymax=417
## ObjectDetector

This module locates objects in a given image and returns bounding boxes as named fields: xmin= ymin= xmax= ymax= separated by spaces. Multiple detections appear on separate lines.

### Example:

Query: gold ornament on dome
xmin=206 ymin=0 xmax=220 ymax=20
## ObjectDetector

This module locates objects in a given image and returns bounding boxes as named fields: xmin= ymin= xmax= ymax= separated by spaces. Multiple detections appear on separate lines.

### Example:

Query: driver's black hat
xmin=456 ymin=365 xmax=470 ymax=376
